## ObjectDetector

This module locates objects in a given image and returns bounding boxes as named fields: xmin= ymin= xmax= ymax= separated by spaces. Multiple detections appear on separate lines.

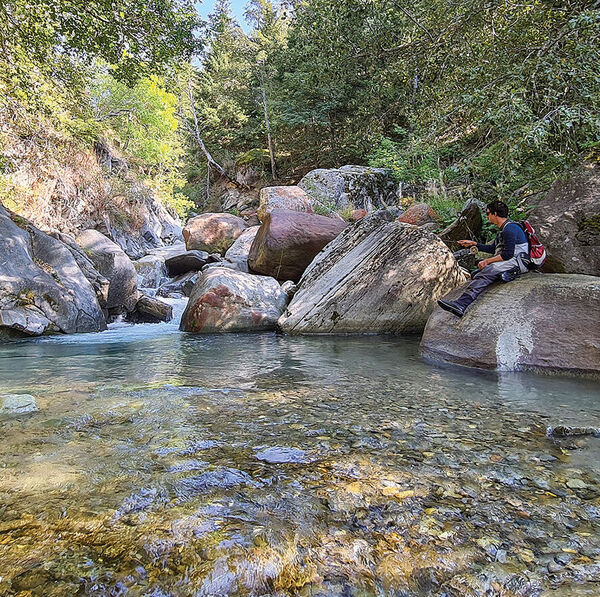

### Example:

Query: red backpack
xmin=518 ymin=220 xmax=546 ymax=268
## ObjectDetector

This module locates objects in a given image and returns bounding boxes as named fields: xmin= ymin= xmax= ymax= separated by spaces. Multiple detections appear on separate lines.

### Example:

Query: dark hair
xmin=486 ymin=200 xmax=509 ymax=218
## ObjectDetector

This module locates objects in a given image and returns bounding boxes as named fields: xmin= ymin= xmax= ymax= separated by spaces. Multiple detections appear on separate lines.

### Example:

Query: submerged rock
xmin=0 ymin=205 xmax=106 ymax=337
xmin=248 ymin=209 xmax=348 ymax=282
xmin=420 ymin=273 xmax=600 ymax=375
xmin=279 ymin=209 xmax=467 ymax=334
xmin=180 ymin=267 xmax=289 ymax=333
xmin=0 ymin=394 xmax=38 ymax=415
xmin=254 ymin=446 xmax=308 ymax=464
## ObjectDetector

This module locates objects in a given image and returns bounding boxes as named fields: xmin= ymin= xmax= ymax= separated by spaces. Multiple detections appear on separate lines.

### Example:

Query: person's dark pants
xmin=455 ymin=260 xmax=521 ymax=310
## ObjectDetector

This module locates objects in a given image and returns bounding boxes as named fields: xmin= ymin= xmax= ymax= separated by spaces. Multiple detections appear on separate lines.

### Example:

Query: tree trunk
xmin=182 ymin=80 xmax=247 ymax=189
xmin=260 ymin=68 xmax=277 ymax=180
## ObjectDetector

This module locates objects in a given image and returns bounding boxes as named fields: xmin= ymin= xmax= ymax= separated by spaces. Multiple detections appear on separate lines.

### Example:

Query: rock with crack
xmin=180 ymin=267 xmax=289 ymax=333
xmin=0 ymin=204 xmax=106 ymax=338
xmin=420 ymin=274 xmax=600 ymax=376
xmin=438 ymin=200 xmax=483 ymax=251
xmin=76 ymin=229 xmax=139 ymax=316
xmin=278 ymin=209 xmax=467 ymax=334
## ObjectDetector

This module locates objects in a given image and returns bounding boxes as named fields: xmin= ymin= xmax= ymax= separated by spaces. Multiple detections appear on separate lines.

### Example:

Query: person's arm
xmin=477 ymin=254 xmax=504 ymax=269
xmin=476 ymin=238 xmax=496 ymax=254
xmin=457 ymin=238 xmax=496 ymax=253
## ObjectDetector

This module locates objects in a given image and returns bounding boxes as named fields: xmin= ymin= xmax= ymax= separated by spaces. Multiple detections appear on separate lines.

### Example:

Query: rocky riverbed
xmin=1 ymin=326 xmax=599 ymax=596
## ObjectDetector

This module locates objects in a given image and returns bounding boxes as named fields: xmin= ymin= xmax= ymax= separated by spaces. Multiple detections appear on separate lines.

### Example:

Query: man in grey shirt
xmin=438 ymin=200 xmax=529 ymax=318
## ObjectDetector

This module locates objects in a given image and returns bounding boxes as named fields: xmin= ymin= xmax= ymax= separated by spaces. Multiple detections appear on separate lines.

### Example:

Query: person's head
xmin=485 ymin=200 xmax=509 ymax=227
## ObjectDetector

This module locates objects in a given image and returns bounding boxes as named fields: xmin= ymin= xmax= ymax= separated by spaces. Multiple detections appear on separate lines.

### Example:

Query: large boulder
xmin=224 ymin=226 xmax=260 ymax=273
xmin=528 ymin=163 xmax=600 ymax=275
xmin=257 ymin=186 xmax=314 ymax=222
xmin=278 ymin=209 xmax=467 ymax=334
xmin=0 ymin=205 xmax=106 ymax=338
xmin=76 ymin=229 xmax=138 ymax=314
xmin=180 ymin=267 xmax=289 ymax=333
xmin=299 ymin=165 xmax=397 ymax=213
xmin=248 ymin=209 xmax=348 ymax=282
xmin=183 ymin=213 xmax=248 ymax=254
xmin=420 ymin=274 xmax=600 ymax=376
xmin=50 ymin=230 xmax=110 ymax=307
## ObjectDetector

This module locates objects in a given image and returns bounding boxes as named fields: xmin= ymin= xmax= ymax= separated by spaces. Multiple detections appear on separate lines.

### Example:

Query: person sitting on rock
xmin=437 ymin=200 xmax=530 ymax=318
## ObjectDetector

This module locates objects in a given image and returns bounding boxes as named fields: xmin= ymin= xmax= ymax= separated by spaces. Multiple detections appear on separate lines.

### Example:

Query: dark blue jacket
xmin=477 ymin=221 xmax=528 ymax=261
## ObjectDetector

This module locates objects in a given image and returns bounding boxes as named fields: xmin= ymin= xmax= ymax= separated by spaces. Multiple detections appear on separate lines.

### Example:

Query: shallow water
xmin=1 ymin=307 xmax=599 ymax=596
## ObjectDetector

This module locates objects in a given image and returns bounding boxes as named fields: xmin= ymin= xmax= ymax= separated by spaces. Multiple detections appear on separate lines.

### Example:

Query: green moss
xmin=17 ymin=289 xmax=35 ymax=306
xmin=9 ymin=213 xmax=30 ymax=229
xmin=579 ymin=214 xmax=600 ymax=232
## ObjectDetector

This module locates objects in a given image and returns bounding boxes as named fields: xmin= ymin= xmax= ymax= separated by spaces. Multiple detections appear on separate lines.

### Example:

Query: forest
xmin=1 ymin=0 xmax=599 ymax=224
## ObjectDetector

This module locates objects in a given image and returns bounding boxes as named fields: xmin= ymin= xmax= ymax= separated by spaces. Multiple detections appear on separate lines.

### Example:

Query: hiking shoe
xmin=437 ymin=299 xmax=465 ymax=318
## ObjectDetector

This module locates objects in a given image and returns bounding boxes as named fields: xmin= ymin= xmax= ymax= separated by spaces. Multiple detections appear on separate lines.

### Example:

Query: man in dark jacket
xmin=438 ymin=200 xmax=529 ymax=317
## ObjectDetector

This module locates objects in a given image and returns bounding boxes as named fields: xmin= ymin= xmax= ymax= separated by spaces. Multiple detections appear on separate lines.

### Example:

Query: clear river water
xmin=1 ymin=301 xmax=599 ymax=596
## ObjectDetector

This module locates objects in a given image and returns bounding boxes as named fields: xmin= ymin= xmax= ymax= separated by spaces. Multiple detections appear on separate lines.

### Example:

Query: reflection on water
xmin=0 ymin=315 xmax=599 ymax=596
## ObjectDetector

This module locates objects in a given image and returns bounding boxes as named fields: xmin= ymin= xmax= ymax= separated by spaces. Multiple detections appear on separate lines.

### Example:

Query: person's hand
xmin=457 ymin=240 xmax=477 ymax=247
xmin=477 ymin=259 xmax=489 ymax=270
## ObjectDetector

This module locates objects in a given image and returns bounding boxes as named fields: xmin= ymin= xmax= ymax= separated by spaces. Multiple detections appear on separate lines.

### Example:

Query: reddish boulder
xmin=183 ymin=213 xmax=248 ymax=254
xmin=257 ymin=186 xmax=314 ymax=222
xmin=248 ymin=209 xmax=348 ymax=281
xmin=350 ymin=209 xmax=368 ymax=222
xmin=398 ymin=203 xmax=439 ymax=226
xmin=179 ymin=267 xmax=289 ymax=333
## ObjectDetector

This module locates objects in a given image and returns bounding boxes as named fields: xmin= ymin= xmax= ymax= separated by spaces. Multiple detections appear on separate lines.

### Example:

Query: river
xmin=1 ymin=302 xmax=599 ymax=596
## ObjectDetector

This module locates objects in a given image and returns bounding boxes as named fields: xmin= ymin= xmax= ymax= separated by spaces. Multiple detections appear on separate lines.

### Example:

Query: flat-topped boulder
xmin=76 ymin=229 xmax=138 ymax=314
xmin=164 ymin=250 xmax=209 ymax=277
xmin=420 ymin=274 xmax=600 ymax=376
xmin=248 ymin=209 xmax=348 ymax=282
xmin=183 ymin=213 xmax=247 ymax=254
xmin=257 ymin=186 xmax=313 ymax=222
xmin=278 ymin=209 xmax=467 ymax=334
xmin=299 ymin=165 xmax=397 ymax=213
xmin=0 ymin=205 xmax=106 ymax=338
xmin=180 ymin=267 xmax=289 ymax=333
